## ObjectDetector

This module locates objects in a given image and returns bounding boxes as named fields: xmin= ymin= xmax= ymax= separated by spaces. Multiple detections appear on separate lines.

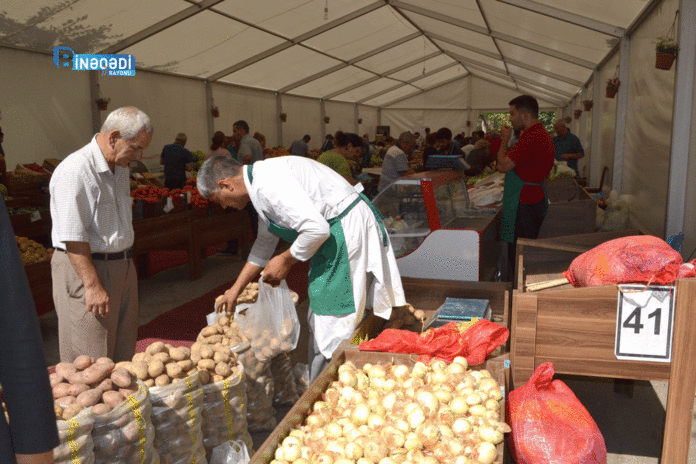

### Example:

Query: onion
xmin=315 ymin=454 xmax=334 ymax=464
xmin=422 ymin=457 xmax=439 ymax=464
xmin=345 ymin=442 xmax=364 ymax=460
xmin=367 ymin=364 xmax=387 ymax=379
xmin=416 ymin=420 xmax=441 ymax=448
xmin=282 ymin=436 xmax=303 ymax=448
xmin=452 ymin=418 xmax=472 ymax=437
xmin=368 ymin=413 xmax=386 ymax=428
xmin=488 ymin=388 xmax=503 ymax=401
xmin=280 ymin=443 xmax=302 ymax=462
xmin=436 ymin=407 xmax=455 ymax=426
xmin=383 ymin=378 xmax=397 ymax=392
xmin=395 ymin=418 xmax=410 ymax=434
xmin=478 ymin=426 xmax=504 ymax=445
xmin=439 ymin=424 xmax=454 ymax=439
xmin=427 ymin=369 xmax=448 ymax=385
xmin=371 ymin=404 xmax=387 ymax=417
xmin=474 ymin=442 xmax=497 ymax=464
xmin=367 ymin=389 xmax=381 ymax=403
xmin=484 ymin=399 xmax=499 ymax=411
xmin=345 ymin=428 xmax=363 ymax=443
xmin=382 ymin=392 xmax=397 ymax=410
xmin=407 ymin=405 xmax=426 ymax=430
xmin=333 ymin=459 xmax=352 ymax=464
xmin=416 ymin=390 xmax=439 ymax=417
xmin=327 ymin=441 xmax=347 ymax=458
xmin=383 ymin=429 xmax=406 ymax=448
xmin=483 ymin=410 xmax=500 ymax=421
xmin=364 ymin=439 xmax=389 ymax=463
xmin=339 ymin=370 xmax=358 ymax=388
xmin=351 ymin=404 xmax=370 ymax=425
xmin=404 ymin=434 xmax=423 ymax=451
xmin=356 ymin=373 xmax=370 ymax=390
xmin=450 ymin=396 xmax=469 ymax=415
xmin=269 ymin=460 xmax=286 ymax=464
xmin=432 ymin=443 xmax=450 ymax=461
xmin=469 ymin=405 xmax=486 ymax=417
xmin=356 ymin=459 xmax=372 ymax=464
xmin=326 ymin=422 xmax=343 ymax=439
xmin=300 ymin=446 xmax=312 ymax=460
xmin=392 ymin=364 xmax=410 ymax=379
xmin=273 ymin=447 xmax=283 ymax=461
xmin=465 ymin=393 xmax=482 ymax=406
xmin=378 ymin=458 xmax=397 ymax=464
xmin=447 ymin=362 xmax=466 ymax=374
xmin=289 ymin=429 xmax=306 ymax=441
xmin=447 ymin=438 xmax=465 ymax=456
xmin=372 ymin=377 xmax=385 ymax=390
xmin=324 ymin=387 xmax=340 ymax=405
xmin=306 ymin=413 xmax=325 ymax=428
xmin=470 ymin=371 xmax=484 ymax=382
xmin=406 ymin=448 xmax=424 ymax=461
xmin=457 ymin=386 xmax=474 ymax=397
xmin=411 ymin=362 xmax=428 ymax=378
xmin=434 ymin=388 xmax=453 ymax=404
xmin=431 ymin=359 xmax=447 ymax=372
xmin=314 ymin=401 xmax=329 ymax=412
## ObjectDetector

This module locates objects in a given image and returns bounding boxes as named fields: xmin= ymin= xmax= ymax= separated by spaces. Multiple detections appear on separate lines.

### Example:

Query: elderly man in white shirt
xmin=198 ymin=155 xmax=406 ymax=381
xmin=50 ymin=107 xmax=152 ymax=363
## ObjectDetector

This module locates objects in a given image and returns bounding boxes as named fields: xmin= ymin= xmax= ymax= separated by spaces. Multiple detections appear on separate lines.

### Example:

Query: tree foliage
xmin=478 ymin=111 xmax=557 ymax=135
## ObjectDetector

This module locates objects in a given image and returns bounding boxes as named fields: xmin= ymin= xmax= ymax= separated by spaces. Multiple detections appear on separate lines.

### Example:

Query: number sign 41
xmin=615 ymin=285 xmax=675 ymax=363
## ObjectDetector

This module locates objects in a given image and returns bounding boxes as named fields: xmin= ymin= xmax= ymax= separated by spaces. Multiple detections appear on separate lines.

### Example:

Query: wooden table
xmin=189 ymin=210 xmax=249 ymax=279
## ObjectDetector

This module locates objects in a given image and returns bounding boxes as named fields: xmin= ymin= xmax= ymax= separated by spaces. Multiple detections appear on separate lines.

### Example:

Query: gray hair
xmin=398 ymin=131 xmax=415 ymax=144
xmin=175 ymin=132 xmax=187 ymax=143
xmin=554 ymin=118 xmax=567 ymax=128
xmin=474 ymin=139 xmax=490 ymax=151
xmin=100 ymin=107 xmax=153 ymax=140
xmin=196 ymin=155 xmax=242 ymax=198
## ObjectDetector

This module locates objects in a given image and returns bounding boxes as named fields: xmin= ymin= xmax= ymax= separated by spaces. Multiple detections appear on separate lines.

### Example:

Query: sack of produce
xmin=563 ymin=235 xmax=696 ymax=287
xmin=201 ymin=363 xmax=253 ymax=458
xmin=234 ymin=278 xmax=300 ymax=363
xmin=270 ymin=352 xmax=300 ymax=407
xmin=149 ymin=371 xmax=206 ymax=464
xmin=506 ymin=362 xmax=606 ymax=464
xmin=92 ymin=381 xmax=159 ymax=464
xmin=293 ymin=362 xmax=309 ymax=397
xmin=234 ymin=342 xmax=277 ymax=433
xmin=54 ymin=408 xmax=95 ymax=464
xmin=209 ymin=439 xmax=251 ymax=464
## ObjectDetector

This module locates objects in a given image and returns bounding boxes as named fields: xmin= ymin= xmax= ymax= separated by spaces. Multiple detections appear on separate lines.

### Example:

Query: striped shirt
xmin=50 ymin=136 xmax=134 ymax=253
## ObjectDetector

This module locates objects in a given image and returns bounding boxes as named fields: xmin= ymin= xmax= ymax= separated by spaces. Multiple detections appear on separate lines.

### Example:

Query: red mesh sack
xmin=506 ymin=363 xmax=607 ymax=464
xmin=359 ymin=319 xmax=508 ymax=365
xmin=563 ymin=235 xmax=696 ymax=287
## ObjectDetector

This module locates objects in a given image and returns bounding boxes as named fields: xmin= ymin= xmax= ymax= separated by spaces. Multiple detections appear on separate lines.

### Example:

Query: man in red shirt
xmin=496 ymin=95 xmax=555 ymax=275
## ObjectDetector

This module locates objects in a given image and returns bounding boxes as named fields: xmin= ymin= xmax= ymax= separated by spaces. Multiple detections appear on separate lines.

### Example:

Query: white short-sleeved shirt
xmin=50 ymin=136 xmax=134 ymax=253
xmin=378 ymin=145 xmax=408 ymax=192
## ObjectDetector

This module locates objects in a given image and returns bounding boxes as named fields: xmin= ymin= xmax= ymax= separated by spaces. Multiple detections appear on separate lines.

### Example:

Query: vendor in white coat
xmin=197 ymin=155 xmax=406 ymax=381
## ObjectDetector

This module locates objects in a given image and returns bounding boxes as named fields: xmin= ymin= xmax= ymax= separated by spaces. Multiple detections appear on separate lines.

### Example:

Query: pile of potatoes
xmin=50 ymin=355 xmax=138 ymax=421
xmin=236 ymin=281 xmax=260 ymax=304
xmin=197 ymin=315 xmax=248 ymax=348
xmin=121 ymin=341 xmax=240 ymax=387
xmin=384 ymin=302 xmax=428 ymax=331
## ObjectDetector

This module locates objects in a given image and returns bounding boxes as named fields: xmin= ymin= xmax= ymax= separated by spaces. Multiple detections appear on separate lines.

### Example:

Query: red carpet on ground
xmin=137 ymin=259 xmax=309 ymax=342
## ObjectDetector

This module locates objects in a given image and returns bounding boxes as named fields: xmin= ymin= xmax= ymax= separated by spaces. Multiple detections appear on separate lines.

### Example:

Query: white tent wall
xmin=0 ymin=47 xmax=92 ymax=168
xmin=622 ymin=0 xmax=678 ymax=237
xmin=212 ymin=83 xmax=278 ymax=148
xmin=381 ymin=109 xmax=467 ymax=140
xmin=99 ymin=70 xmax=208 ymax=170
xmin=279 ymin=95 xmax=322 ymax=150
xmin=578 ymin=82 xmax=594 ymax=180
xmin=357 ymin=105 xmax=378 ymax=140
xmin=388 ymin=76 xmax=469 ymax=110
xmin=325 ymin=100 xmax=357 ymax=136
xmin=595 ymin=52 xmax=620 ymax=193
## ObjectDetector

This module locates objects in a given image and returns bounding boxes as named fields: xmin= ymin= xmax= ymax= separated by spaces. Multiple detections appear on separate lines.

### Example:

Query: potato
xmin=164 ymin=343 xmax=174 ymax=350
xmin=95 ymin=357 xmax=115 ymax=371
xmin=49 ymin=373 xmax=64 ymax=388
xmin=119 ymin=387 xmax=138 ymax=398
xmin=56 ymin=396 xmax=76 ymax=408
xmin=202 ymin=334 xmax=223 ymax=344
xmin=213 ymin=344 xmax=232 ymax=355
xmin=131 ymin=361 xmax=149 ymax=381
xmin=145 ymin=341 xmax=167 ymax=356
xmin=169 ymin=348 xmax=186 ymax=361
xmin=212 ymin=375 xmax=224 ymax=383
xmin=200 ymin=326 xmax=218 ymax=337
xmin=187 ymin=368 xmax=198 ymax=377
xmin=62 ymin=404 xmax=84 ymax=420
xmin=190 ymin=342 xmax=202 ymax=353
xmin=199 ymin=346 xmax=214 ymax=360
xmin=76 ymin=388 xmax=103 ymax=408
xmin=219 ymin=316 xmax=229 ymax=326
xmin=179 ymin=346 xmax=191 ymax=358
xmin=102 ymin=390 xmax=126 ymax=408
xmin=155 ymin=374 xmax=170 ymax=387
xmin=93 ymin=403 xmax=113 ymax=415
xmin=215 ymin=362 xmax=231 ymax=377
xmin=55 ymin=363 xmax=76 ymax=378
xmin=132 ymin=353 xmax=150 ymax=364
xmin=111 ymin=368 xmax=133 ymax=388
xmin=198 ymin=370 xmax=210 ymax=385
xmin=414 ymin=309 xmax=426 ymax=321
xmin=114 ymin=361 xmax=133 ymax=371
xmin=147 ymin=360 xmax=165 ymax=379
xmin=144 ymin=379 xmax=155 ymax=388
xmin=52 ymin=383 xmax=71 ymax=399
xmin=73 ymin=355 xmax=93 ymax=370
xmin=68 ymin=383 xmax=90 ymax=397
xmin=81 ymin=364 xmax=111 ymax=385
xmin=165 ymin=363 xmax=183 ymax=379
xmin=176 ymin=359 xmax=194 ymax=372
xmin=150 ymin=352 xmax=170 ymax=364
xmin=213 ymin=352 xmax=230 ymax=364
xmin=96 ymin=378 xmax=113 ymax=392
xmin=197 ymin=359 xmax=215 ymax=371
xmin=190 ymin=352 xmax=201 ymax=364
xmin=66 ymin=371 xmax=86 ymax=385
xmin=54 ymin=403 xmax=64 ymax=418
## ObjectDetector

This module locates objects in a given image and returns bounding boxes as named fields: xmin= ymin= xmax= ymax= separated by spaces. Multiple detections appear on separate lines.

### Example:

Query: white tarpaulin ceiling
xmin=0 ymin=0 xmax=651 ymax=107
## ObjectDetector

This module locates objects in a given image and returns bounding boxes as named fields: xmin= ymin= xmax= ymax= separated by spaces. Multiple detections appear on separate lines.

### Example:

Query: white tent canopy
xmin=1 ymin=0 xmax=696 ymax=258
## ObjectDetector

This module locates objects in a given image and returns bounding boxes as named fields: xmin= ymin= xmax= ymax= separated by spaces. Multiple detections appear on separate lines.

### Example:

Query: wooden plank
xmin=661 ymin=278 xmax=696 ymax=463
xmin=510 ymin=290 xmax=538 ymax=389
xmin=539 ymin=357 xmax=670 ymax=381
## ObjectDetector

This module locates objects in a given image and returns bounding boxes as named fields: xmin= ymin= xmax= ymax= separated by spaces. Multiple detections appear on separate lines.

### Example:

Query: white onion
xmin=470 ymin=371 xmax=484 ymax=382
xmin=439 ymin=424 xmax=454 ymax=439
xmin=356 ymin=373 xmax=370 ymax=390
xmin=382 ymin=392 xmax=397 ymax=410
xmin=484 ymin=399 xmax=499 ymax=411
xmin=416 ymin=420 xmax=441 ymax=448
xmin=306 ymin=413 xmax=325 ymax=428
xmin=327 ymin=441 xmax=346 ymax=458
xmin=315 ymin=454 xmax=334 ymax=464
xmin=447 ymin=361 xmax=467 ymax=374
xmin=488 ymin=388 xmax=503 ymax=401
xmin=383 ymin=429 xmax=406 ymax=448
xmin=345 ymin=442 xmax=364 ymax=460
xmin=434 ymin=388 xmax=453 ymax=404
xmin=345 ymin=428 xmax=363 ymax=443
xmin=436 ymin=407 xmax=455 ymax=426
xmin=452 ymin=418 xmax=472 ymax=437
xmin=479 ymin=427 xmax=504 ymax=445
xmin=422 ymin=456 xmax=439 ymax=464
xmin=372 ymin=377 xmax=385 ymax=390
xmin=466 ymin=393 xmax=483 ymax=406
xmin=368 ymin=413 xmax=386 ymax=428
xmin=274 ymin=447 xmax=283 ymax=461
xmin=363 ymin=439 xmax=389 ymax=462
xmin=411 ymin=362 xmax=428 ymax=378
xmin=324 ymin=388 xmax=340 ymax=405
xmin=339 ymin=370 xmax=358 ymax=387
xmin=289 ymin=429 xmax=306 ymax=441
xmin=450 ymin=396 xmax=469 ymax=415
xmin=379 ymin=458 xmax=396 ymax=464
xmin=333 ymin=459 xmax=352 ymax=464
xmin=404 ymin=434 xmax=424 ymax=451
xmin=447 ymin=438 xmax=465 ymax=456
xmin=416 ymin=390 xmax=439 ymax=417
xmin=280 ymin=443 xmax=301 ymax=462
xmin=392 ymin=364 xmax=410 ymax=379
xmin=326 ymin=422 xmax=343 ymax=439
xmin=351 ymin=404 xmax=370 ymax=425
xmin=407 ymin=405 xmax=426 ymax=430
xmin=457 ymin=386 xmax=474 ymax=397
xmin=282 ymin=436 xmax=302 ymax=448
xmin=269 ymin=460 xmax=286 ymax=464
xmin=300 ymin=446 xmax=312 ymax=460
xmin=483 ymin=410 xmax=500 ymax=421
xmin=431 ymin=360 xmax=448 ymax=372
xmin=356 ymin=459 xmax=372 ymax=464
xmin=478 ymin=391 xmax=489 ymax=403
xmin=474 ymin=442 xmax=497 ymax=464
xmin=469 ymin=405 xmax=487 ymax=417
xmin=367 ymin=364 xmax=387 ymax=379
xmin=406 ymin=448 xmax=424 ymax=461
xmin=314 ymin=401 xmax=329 ymax=412
xmin=383 ymin=378 xmax=397 ymax=392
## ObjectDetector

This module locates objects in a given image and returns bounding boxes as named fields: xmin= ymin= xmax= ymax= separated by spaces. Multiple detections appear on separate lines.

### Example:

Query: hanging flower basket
xmin=324 ymin=116 xmax=330 ymax=124
xmin=655 ymin=33 xmax=679 ymax=70
xmin=96 ymin=98 xmax=110 ymax=111
xmin=582 ymin=100 xmax=593 ymax=112
xmin=605 ymin=77 xmax=620 ymax=99
xmin=574 ymin=110 xmax=583 ymax=119
xmin=211 ymin=106 xmax=220 ymax=118
xmin=655 ymin=51 xmax=677 ymax=70
xmin=280 ymin=112 xmax=287 ymax=122
xmin=357 ymin=118 xmax=363 ymax=124
xmin=564 ymin=116 xmax=572 ymax=124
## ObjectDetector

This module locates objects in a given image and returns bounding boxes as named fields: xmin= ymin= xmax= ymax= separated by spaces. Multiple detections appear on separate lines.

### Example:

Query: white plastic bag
xmin=235 ymin=278 xmax=300 ymax=363
xmin=210 ymin=439 xmax=251 ymax=464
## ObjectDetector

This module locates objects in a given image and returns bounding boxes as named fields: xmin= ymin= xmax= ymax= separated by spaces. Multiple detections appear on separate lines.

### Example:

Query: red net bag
xmin=506 ymin=363 xmax=607 ymax=464
xmin=359 ymin=319 xmax=508 ymax=365
xmin=563 ymin=235 xmax=696 ymax=287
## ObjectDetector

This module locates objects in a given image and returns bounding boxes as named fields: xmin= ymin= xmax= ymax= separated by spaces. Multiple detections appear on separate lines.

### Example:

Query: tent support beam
xmin=612 ymin=36 xmax=630 ymax=195
xmin=354 ymin=104 xmax=359 ymax=134
xmin=495 ymin=0 xmax=624 ymax=37
xmin=100 ymin=0 xmax=226 ymax=54
xmin=320 ymin=100 xmax=326 ymax=143
xmin=89 ymin=71 xmax=101 ymax=134
xmin=590 ymin=70 xmax=602 ymax=186
xmin=205 ymin=80 xmax=214 ymax=142
xmin=387 ymin=0 xmax=596 ymax=69
xmin=276 ymin=93 xmax=283 ymax=147
xmin=357 ymin=62 xmax=460 ymax=104
xmin=665 ymin=0 xmax=696 ymax=241
xmin=381 ymin=74 xmax=471 ymax=107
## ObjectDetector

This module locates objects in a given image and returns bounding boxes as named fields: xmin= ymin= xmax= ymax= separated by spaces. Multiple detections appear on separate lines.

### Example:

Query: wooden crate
xmin=9 ymin=208 xmax=51 ymax=239
xmin=42 ymin=158 xmax=62 ymax=173
xmin=251 ymin=349 xmax=510 ymax=464
xmin=24 ymin=259 xmax=53 ymax=313
xmin=189 ymin=210 xmax=250 ymax=279
xmin=537 ymin=178 xmax=597 ymax=239
xmin=510 ymin=277 xmax=696 ymax=463
xmin=5 ymin=170 xmax=46 ymax=196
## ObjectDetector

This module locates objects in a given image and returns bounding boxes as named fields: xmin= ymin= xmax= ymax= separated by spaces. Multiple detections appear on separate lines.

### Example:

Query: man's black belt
xmin=56 ymin=248 xmax=133 ymax=260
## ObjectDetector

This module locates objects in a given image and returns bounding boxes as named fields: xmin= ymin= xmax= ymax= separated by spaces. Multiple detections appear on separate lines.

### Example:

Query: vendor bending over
xmin=197 ymin=155 xmax=406 ymax=381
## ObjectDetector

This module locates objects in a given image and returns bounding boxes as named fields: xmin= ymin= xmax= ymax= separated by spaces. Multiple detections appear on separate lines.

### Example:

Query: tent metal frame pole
xmin=381 ymin=74 xmax=471 ymax=107
xmin=89 ymin=71 xmax=101 ymax=134
xmin=205 ymin=80 xmax=214 ymax=142
xmin=664 ymin=0 xmax=696 ymax=241
xmin=354 ymin=104 xmax=359 ymax=134
xmin=590 ymin=70 xmax=602 ymax=187
xmin=276 ymin=93 xmax=283 ymax=148
xmin=612 ymin=36 xmax=630 ymax=195
xmin=320 ymin=100 xmax=326 ymax=143
xmin=357 ymin=62 xmax=460 ymax=104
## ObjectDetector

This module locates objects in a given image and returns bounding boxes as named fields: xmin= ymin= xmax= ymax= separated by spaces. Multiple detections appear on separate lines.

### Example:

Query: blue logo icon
xmin=53 ymin=47 xmax=135 ymax=76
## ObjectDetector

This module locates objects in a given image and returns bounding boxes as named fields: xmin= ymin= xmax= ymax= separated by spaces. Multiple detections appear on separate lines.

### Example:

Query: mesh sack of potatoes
xmin=270 ymin=352 xmax=300 ymax=407
xmin=53 ymin=407 xmax=95 ymax=464
xmin=200 ymin=364 xmax=254 ymax=458
xmin=91 ymin=381 xmax=159 ymax=464
xmin=234 ymin=342 xmax=277 ymax=433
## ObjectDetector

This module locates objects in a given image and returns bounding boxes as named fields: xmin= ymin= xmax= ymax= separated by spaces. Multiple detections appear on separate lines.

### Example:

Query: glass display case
xmin=373 ymin=170 xmax=500 ymax=281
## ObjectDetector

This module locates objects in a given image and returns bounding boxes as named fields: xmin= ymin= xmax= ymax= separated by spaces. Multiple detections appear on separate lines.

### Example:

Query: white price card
xmin=615 ymin=285 xmax=675 ymax=363
xmin=30 ymin=211 xmax=41 ymax=222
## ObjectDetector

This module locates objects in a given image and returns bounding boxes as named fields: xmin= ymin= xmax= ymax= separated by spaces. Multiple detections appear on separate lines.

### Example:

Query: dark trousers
xmin=507 ymin=198 xmax=548 ymax=271
xmin=164 ymin=178 xmax=185 ymax=190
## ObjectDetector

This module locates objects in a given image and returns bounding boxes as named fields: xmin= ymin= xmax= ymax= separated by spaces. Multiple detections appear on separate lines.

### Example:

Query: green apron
xmin=500 ymin=169 xmax=548 ymax=243
xmin=246 ymin=165 xmax=387 ymax=316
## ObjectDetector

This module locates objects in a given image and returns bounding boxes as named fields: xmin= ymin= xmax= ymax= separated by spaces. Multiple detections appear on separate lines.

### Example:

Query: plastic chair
xmin=585 ymin=166 xmax=609 ymax=194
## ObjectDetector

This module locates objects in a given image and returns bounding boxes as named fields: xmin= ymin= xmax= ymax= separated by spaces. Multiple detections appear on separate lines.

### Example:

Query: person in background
xmin=422 ymin=133 xmax=438 ymax=169
xmin=289 ymin=135 xmax=311 ymax=158
xmin=198 ymin=155 xmax=405 ymax=382
xmin=0 ymin=127 xmax=6 ymax=183
xmin=226 ymin=132 xmax=240 ymax=159
xmin=486 ymin=130 xmax=502 ymax=164
xmin=465 ymin=139 xmax=491 ymax=176
xmin=317 ymin=132 xmax=363 ymax=184
xmin=1 ymin=196 xmax=60 ymax=464
xmin=232 ymin=120 xmax=263 ymax=165
xmin=160 ymin=132 xmax=193 ymax=189
xmin=206 ymin=131 xmax=232 ymax=161
xmin=378 ymin=131 xmax=415 ymax=192
xmin=50 ymin=107 xmax=152 ymax=363
xmin=361 ymin=136 xmax=372 ymax=169
xmin=320 ymin=134 xmax=335 ymax=152
xmin=253 ymin=131 xmax=266 ymax=150
xmin=552 ymin=118 xmax=584 ymax=176
xmin=413 ymin=131 xmax=422 ymax=149
xmin=434 ymin=127 xmax=464 ymax=157
xmin=497 ymin=95 xmax=554 ymax=275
